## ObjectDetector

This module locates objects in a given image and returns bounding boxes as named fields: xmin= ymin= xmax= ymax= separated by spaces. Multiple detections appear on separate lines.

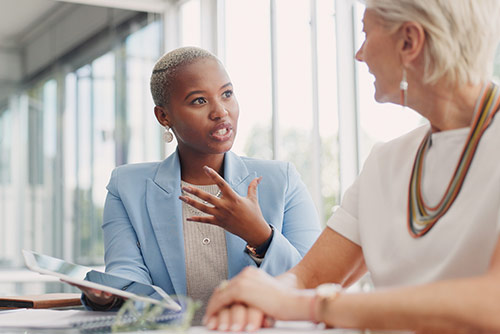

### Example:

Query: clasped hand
xmin=203 ymin=267 xmax=311 ymax=331
xmin=179 ymin=166 xmax=272 ymax=247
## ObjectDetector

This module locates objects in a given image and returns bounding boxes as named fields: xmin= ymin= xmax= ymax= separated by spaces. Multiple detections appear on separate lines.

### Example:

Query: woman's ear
xmin=399 ymin=21 xmax=425 ymax=66
xmin=154 ymin=106 xmax=170 ymax=127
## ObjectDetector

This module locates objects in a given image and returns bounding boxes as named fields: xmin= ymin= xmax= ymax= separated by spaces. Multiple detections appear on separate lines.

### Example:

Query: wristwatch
xmin=313 ymin=283 xmax=342 ymax=324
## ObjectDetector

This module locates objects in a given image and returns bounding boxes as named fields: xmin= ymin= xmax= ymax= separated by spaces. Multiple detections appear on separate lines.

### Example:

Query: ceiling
xmin=0 ymin=0 xmax=61 ymax=48
xmin=0 ymin=0 xmax=171 ymax=49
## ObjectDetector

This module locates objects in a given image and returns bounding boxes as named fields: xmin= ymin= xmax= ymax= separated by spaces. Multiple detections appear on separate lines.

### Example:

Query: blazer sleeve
xmin=102 ymin=167 xmax=153 ymax=283
xmin=256 ymin=163 xmax=321 ymax=276
xmin=82 ymin=167 xmax=154 ymax=310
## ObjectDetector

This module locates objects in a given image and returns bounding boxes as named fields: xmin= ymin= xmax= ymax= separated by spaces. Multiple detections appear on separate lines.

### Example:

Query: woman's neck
xmin=408 ymin=80 xmax=484 ymax=133
xmin=409 ymin=83 xmax=483 ymax=132
xmin=178 ymin=151 xmax=225 ymax=185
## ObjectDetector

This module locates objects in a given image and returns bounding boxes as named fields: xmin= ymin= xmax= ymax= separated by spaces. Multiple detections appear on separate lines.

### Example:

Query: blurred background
xmin=0 ymin=0 xmax=499 ymax=296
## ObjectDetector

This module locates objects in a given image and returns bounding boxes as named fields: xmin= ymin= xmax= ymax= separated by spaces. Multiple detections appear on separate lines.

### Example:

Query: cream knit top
xmin=181 ymin=181 xmax=228 ymax=324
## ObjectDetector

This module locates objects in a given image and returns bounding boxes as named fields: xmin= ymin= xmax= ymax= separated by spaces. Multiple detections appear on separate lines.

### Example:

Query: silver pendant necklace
xmin=181 ymin=182 xmax=221 ymax=246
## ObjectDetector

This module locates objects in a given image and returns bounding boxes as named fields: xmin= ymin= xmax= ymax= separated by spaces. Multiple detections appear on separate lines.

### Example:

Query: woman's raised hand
xmin=179 ymin=166 xmax=272 ymax=247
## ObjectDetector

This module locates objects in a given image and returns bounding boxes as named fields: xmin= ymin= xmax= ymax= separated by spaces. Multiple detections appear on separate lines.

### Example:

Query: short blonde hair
xmin=150 ymin=46 xmax=218 ymax=107
xmin=365 ymin=0 xmax=500 ymax=86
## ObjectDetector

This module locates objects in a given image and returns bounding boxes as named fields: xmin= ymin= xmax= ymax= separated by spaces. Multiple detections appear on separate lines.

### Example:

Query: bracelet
xmin=309 ymin=294 xmax=319 ymax=324
xmin=245 ymin=225 xmax=274 ymax=259
xmin=312 ymin=283 xmax=342 ymax=324
xmin=84 ymin=294 xmax=123 ymax=311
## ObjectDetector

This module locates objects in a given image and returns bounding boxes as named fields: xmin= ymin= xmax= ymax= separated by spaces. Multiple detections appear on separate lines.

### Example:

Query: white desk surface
xmin=187 ymin=322 xmax=412 ymax=334
xmin=0 ymin=309 xmax=413 ymax=334
xmin=188 ymin=322 xmax=335 ymax=333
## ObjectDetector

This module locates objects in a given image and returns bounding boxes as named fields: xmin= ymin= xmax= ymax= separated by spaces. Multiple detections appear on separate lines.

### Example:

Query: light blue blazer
xmin=97 ymin=150 xmax=320 ymax=299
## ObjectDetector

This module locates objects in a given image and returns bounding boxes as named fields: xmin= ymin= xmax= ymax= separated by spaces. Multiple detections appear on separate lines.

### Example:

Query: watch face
xmin=316 ymin=283 xmax=342 ymax=297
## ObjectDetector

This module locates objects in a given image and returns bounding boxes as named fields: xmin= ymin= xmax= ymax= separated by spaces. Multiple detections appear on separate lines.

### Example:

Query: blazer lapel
xmin=146 ymin=151 xmax=187 ymax=296
xmin=223 ymin=152 xmax=257 ymax=278
xmin=145 ymin=151 xmax=259 ymax=290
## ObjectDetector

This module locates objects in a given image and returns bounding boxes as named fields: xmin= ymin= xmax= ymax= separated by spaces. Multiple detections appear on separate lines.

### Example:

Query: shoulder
xmin=232 ymin=154 xmax=294 ymax=179
xmin=355 ymin=124 xmax=429 ymax=189
xmin=366 ymin=124 xmax=429 ymax=162
xmin=111 ymin=161 xmax=162 ymax=180
xmin=227 ymin=153 xmax=306 ymax=195
xmin=107 ymin=162 xmax=163 ymax=194
xmin=238 ymin=155 xmax=289 ymax=170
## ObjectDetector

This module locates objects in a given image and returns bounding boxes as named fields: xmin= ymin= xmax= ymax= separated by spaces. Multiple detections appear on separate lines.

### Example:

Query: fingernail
xmin=182 ymin=186 xmax=192 ymax=192
xmin=230 ymin=324 xmax=241 ymax=332
xmin=218 ymin=323 xmax=228 ymax=331
xmin=246 ymin=323 xmax=257 ymax=332
xmin=179 ymin=196 xmax=187 ymax=203
xmin=207 ymin=318 xmax=216 ymax=329
xmin=203 ymin=166 xmax=212 ymax=173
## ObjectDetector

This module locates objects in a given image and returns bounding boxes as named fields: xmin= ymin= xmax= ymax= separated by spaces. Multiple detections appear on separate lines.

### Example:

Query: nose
xmin=355 ymin=42 xmax=364 ymax=62
xmin=209 ymin=103 xmax=228 ymax=120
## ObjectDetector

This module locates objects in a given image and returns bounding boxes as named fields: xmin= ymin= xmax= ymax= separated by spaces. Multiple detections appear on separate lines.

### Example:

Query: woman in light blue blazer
xmin=81 ymin=46 xmax=321 ymax=321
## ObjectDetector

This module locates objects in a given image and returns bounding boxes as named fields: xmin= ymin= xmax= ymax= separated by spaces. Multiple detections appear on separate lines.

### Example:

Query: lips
xmin=210 ymin=122 xmax=233 ymax=141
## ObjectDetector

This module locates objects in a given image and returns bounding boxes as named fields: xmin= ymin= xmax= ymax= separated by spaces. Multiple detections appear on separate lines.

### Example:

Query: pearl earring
xmin=400 ymin=68 xmax=408 ymax=107
xmin=163 ymin=125 xmax=173 ymax=143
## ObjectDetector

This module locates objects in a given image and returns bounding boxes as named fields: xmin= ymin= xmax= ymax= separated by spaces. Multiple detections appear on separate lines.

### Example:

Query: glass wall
xmin=0 ymin=17 xmax=162 ymax=279
xmin=224 ymin=0 xmax=272 ymax=159
xmin=124 ymin=22 xmax=163 ymax=164
xmin=0 ymin=107 xmax=12 ymax=266
xmin=179 ymin=0 xmax=201 ymax=47
xmin=224 ymin=0 xmax=339 ymax=223
xmin=62 ymin=22 xmax=162 ymax=265
xmin=494 ymin=44 xmax=500 ymax=82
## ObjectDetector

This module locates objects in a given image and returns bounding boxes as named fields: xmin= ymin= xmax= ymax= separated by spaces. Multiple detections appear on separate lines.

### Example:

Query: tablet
xmin=22 ymin=250 xmax=181 ymax=311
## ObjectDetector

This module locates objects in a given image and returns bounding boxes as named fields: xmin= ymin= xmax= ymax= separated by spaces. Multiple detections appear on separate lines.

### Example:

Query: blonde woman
xmin=204 ymin=0 xmax=500 ymax=332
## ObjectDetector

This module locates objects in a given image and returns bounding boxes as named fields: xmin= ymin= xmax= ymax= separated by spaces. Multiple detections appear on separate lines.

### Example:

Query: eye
xmin=222 ymin=90 xmax=233 ymax=99
xmin=191 ymin=97 xmax=207 ymax=105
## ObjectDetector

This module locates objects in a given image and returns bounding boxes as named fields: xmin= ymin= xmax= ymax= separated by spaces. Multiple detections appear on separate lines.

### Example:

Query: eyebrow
xmin=183 ymin=82 xmax=233 ymax=101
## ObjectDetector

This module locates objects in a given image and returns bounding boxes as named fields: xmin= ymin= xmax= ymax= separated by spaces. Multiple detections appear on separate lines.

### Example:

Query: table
xmin=0 ymin=308 xmax=413 ymax=334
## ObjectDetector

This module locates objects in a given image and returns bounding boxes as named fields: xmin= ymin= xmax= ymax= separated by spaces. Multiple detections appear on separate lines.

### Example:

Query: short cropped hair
xmin=364 ymin=0 xmax=500 ymax=86
xmin=150 ymin=46 xmax=218 ymax=107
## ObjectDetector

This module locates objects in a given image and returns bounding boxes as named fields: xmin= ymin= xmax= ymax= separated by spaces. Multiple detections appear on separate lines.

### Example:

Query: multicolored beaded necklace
xmin=407 ymin=82 xmax=500 ymax=238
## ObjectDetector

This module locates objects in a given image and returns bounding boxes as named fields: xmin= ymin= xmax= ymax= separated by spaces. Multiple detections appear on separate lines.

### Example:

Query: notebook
xmin=0 ymin=293 xmax=81 ymax=309
xmin=0 ymin=308 xmax=185 ymax=330
xmin=22 ymin=250 xmax=181 ymax=312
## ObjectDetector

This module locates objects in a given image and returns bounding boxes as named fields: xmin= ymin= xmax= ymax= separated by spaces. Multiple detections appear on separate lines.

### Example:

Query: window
xmin=494 ymin=44 xmax=500 ymax=83
xmin=224 ymin=0 xmax=273 ymax=159
xmin=24 ymin=80 xmax=60 ymax=255
xmin=125 ymin=21 xmax=163 ymax=163
xmin=0 ymin=17 xmax=162 ymax=279
xmin=0 ymin=107 xmax=12 ymax=266
xmin=63 ymin=21 xmax=162 ymax=265
xmin=316 ymin=0 xmax=340 ymax=221
xmin=0 ymin=108 xmax=11 ymax=186
xmin=225 ymin=0 xmax=340 ymax=224
xmin=179 ymin=0 xmax=201 ymax=47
